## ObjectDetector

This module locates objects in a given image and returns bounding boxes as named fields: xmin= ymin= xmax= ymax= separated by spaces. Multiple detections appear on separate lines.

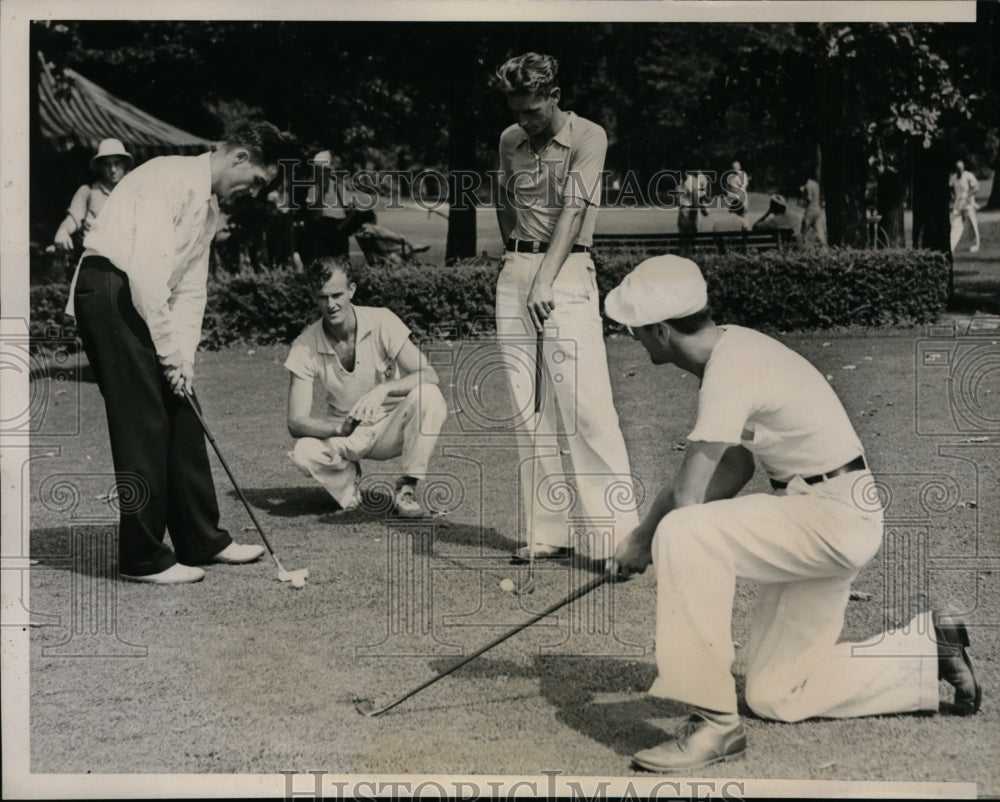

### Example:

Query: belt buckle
xmin=531 ymin=241 xmax=540 ymax=253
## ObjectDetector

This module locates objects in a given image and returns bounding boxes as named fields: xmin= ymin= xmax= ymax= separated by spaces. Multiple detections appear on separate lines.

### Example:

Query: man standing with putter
xmin=67 ymin=121 xmax=298 ymax=584
xmin=605 ymin=255 xmax=981 ymax=773
xmin=493 ymin=52 xmax=639 ymax=565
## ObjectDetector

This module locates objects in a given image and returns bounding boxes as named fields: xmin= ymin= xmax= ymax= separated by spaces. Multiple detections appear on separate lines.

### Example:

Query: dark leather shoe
xmin=509 ymin=545 xmax=573 ymax=565
xmin=934 ymin=610 xmax=982 ymax=715
xmin=632 ymin=715 xmax=747 ymax=773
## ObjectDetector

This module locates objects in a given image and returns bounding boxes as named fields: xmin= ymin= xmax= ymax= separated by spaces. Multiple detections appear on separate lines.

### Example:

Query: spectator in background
xmin=294 ymin=149 xmax=352 ymax=268
xmin=950 ymin=159 xmax=981 ymax=254
xmin=723 ymin=160 xmax=750 ymax=218
xmin=52 ymin=138 xmax=133 ymax=254
xmin=344 ymin=209 xmax=430 ymax=266
xmin=753 ymin=194 xmax=799 ymax=235
xmin=678 ymin=170 xmax=710 ymax=235
xmin=798 ymin=177 xmax=827 ymax=247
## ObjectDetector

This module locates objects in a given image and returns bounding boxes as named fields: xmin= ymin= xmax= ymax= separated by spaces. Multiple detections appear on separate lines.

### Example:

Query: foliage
xmin=202 ymin=259 xmax=500 ymax=348
xmin=592 ymin=247 xmax=950 ymax=330
xmin=30 ymin=249 xmax=949 ymax=357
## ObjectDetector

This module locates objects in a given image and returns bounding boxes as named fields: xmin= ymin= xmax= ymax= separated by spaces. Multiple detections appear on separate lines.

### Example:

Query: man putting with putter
xmin=605 ymin=255 xmax=981 ymax=773
xmin=285 ymin=257 xmax=447 ymax=516
xmin=67 ymin=121 xmax=299 ymax=584
xmin=494 ymin=52 xmax=639 ymax=566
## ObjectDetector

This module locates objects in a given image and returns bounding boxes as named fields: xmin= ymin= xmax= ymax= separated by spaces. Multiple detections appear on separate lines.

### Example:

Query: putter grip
xmin=534 ymin=330 xmax=543 ymax=414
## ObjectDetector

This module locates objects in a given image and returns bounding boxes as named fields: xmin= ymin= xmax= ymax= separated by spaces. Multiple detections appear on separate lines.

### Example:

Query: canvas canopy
xmin=37 ymin=52 xmax=213 ymax=162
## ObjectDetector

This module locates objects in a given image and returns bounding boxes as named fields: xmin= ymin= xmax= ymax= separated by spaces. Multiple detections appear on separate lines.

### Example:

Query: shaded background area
xmin=28 ymin=9 xmax=999 ymax=266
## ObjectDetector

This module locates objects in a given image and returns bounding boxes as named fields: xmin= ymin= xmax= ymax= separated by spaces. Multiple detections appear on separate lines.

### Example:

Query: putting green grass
xmin=25 ymin=331 xmax=998 ymax=790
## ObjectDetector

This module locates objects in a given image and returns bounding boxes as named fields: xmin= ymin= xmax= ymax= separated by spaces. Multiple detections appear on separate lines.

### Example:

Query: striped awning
xmin=38 ymin=52 xmax=213 ymax=162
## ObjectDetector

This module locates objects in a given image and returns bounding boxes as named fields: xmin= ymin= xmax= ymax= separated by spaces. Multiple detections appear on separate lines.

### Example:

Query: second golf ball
xmin=499 ymin=577 xmax=515 ymax=593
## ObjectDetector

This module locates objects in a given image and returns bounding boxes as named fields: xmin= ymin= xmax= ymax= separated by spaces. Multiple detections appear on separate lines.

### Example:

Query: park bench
xmin=592 ymin=228 xmax=797 ymax=258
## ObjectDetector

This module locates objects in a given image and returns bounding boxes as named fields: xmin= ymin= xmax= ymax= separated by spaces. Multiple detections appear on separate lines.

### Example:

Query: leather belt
xmin=770 ymin=455 xmax=868 ymax=491
xmin=506 ymin=238 xmax=590 ymax=254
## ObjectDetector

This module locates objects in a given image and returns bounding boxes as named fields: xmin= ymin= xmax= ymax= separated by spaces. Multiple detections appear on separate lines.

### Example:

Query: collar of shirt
xmin=512 ymin=111 xmax=576 ymax=157
xmin=314 ymin=307 xmax=375 ymax=356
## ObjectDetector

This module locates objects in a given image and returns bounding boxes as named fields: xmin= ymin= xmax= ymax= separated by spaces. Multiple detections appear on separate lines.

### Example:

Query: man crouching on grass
xmin=285 ymin=257 xmax=447 ymax=517
xmin=605 ymin=255 xmax=981 ymax=774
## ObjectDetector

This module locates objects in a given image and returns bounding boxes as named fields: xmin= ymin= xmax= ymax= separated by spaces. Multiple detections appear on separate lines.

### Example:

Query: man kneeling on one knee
xmin=285 ymin=257 xmax=447 ymax=516
xmin=605 ymin=255 xmax=981 ymax=774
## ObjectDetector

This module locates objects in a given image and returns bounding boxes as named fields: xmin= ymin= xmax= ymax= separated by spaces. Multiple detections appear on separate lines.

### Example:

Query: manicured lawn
xmin=26 ymin=331 xmax=999 ymax=790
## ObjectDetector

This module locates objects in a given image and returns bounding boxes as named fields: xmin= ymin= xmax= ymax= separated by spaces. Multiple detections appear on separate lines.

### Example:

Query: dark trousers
xmin=73 ymin=256 xmax=231 ymax=575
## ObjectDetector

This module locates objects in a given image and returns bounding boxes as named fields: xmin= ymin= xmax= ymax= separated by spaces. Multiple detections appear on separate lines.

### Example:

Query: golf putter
xmin=354 ymin=572 xmax=610 ymax=717
xmin=517 ymin=328 xmax=545 ymax=597
xmin=182 ymin=387 xmax=309 ymax=586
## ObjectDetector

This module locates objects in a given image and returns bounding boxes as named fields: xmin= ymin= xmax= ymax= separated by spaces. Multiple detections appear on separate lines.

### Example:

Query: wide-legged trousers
xmin=495 ymin=251 xmax=640 ymax=556
xmin=73 ymin=256 xmax=231 ymax=575
xmin=649 ymin=471 xmax=940 ymax=720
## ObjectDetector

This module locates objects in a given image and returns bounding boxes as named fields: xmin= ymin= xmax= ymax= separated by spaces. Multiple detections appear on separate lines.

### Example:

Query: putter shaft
xmin=356 ymin=573 xmax=610 ymax=716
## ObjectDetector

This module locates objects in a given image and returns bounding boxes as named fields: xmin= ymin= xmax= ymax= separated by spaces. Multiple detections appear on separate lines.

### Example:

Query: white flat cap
xmin=604 ymin=255 xmax=708 ymax=327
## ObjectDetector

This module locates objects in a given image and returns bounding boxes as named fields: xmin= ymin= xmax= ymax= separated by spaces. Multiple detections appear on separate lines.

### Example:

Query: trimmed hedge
xmin=594 ymin=247 xmax=951 ymax=331
xmin=29 ymin=248 xmax=949 ymax=351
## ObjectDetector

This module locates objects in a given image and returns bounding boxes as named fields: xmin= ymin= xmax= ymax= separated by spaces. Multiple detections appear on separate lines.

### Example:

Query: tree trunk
xmin=820 ymin=68 xmax=867 ymax=247
xmin=911 ymin=139 xmax=951 ymax=253
xmin=876 ymin=167 xmax=906 ymax=248
xmin=444 ymin=42 xmax=478 ymax=263
xmin=988 ymin=154 xmax=1000 ymax=210
xmin=822 ymin=136 xmax=868 ymax=247
xmin=911 ymin=138 xmax=953 ymax=297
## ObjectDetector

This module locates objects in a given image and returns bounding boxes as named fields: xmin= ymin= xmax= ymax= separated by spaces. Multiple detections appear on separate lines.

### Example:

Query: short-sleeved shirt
xmin=284 ymin=306 xmax=411 ymax=425
xmin=498 ymin=112 xmax=606 ymax=247
xmin=950 ymin=170 xmax=979 ymax=211
xmin=801 ymin=179 xmax=822 ymax=213
xmin=687 ymin=325 xmax=864 ymax=483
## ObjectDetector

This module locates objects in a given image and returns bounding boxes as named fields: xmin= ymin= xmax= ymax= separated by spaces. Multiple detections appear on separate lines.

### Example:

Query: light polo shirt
xmin=687 ymin=326 xmax=864 ymax=483
xmin=498 ymin=112 xmax=606 ymax=247
xmin=284 ymin=306 xmax=411 ymax=425
xmin=65 ymin=152 xmax=219 ymax=366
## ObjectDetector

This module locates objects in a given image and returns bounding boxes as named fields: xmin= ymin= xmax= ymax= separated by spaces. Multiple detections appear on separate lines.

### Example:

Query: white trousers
xmin=950 ymin=205 xmax=979 ymax=251
xmin=289 ymin=384 xmax=446 ymax=507
xmin=650 ymin=471 xmax=940 ymax=720
xmin=495 ymin=251 xmax=640 ymax=555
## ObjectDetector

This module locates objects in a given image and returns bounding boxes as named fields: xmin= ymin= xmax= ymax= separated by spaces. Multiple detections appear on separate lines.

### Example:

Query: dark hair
xmin=306 ymin=255 xmax=356 ymax=288
xmin=495 ymin=52 xmax=559 ymax=96
xmin=667 ymin=306 xmax=713 ymax=335
xmin=224 ymin=121 xmax=299 ymax=167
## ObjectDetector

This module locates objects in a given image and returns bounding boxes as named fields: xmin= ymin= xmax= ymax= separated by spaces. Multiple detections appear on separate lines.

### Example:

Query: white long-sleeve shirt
xmin=66 ymin=152 xmax=219 ymax=365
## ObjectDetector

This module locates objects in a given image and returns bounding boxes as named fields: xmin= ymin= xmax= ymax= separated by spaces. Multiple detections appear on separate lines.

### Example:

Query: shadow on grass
xmin=236 ymin=485 xmax=341 ymax=517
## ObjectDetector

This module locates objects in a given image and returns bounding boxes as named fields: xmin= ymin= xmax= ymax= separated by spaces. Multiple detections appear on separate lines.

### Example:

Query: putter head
xmin=353 ymin=697 xmax=378 ymax=717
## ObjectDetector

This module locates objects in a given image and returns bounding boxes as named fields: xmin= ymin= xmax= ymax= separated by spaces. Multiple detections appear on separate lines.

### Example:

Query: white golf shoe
xmin=121 ymin=563 xmax=205 ymax=584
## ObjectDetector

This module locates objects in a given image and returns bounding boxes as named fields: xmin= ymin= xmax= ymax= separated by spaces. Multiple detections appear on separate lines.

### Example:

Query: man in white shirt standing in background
xmin=67 ymin=121 xmax=299 ymax=584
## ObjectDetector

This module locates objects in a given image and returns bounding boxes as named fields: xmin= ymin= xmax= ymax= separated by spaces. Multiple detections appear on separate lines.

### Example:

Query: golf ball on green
xmin=291 ymin=576 xmax=306 ymax=589
xmin=500 ymin=577 xmax=515 ymax=593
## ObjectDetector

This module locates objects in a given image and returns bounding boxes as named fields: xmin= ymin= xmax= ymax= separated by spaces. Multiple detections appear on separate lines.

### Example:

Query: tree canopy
xmin=31 ymin=11 xmax=996 ymax=255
